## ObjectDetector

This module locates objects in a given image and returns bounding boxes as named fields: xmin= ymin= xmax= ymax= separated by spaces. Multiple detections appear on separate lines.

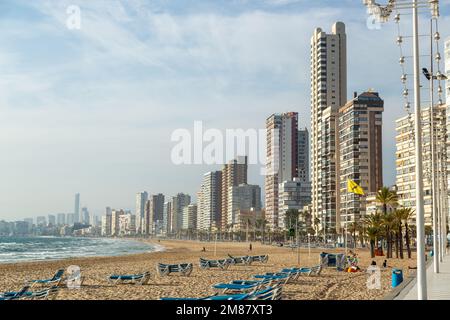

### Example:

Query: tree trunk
xmin=405 ymin=223 xmax=411 ymax=259
xmin=394 ymin=231 xmax=399 ymax=258
xmin=399 ymin=225 xmax=404 ymax=259
xmin=370 ymin=240 xmax=375 ymax=258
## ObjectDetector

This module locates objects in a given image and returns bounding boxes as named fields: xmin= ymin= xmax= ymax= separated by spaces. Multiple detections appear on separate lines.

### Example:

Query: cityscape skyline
xmin=2 ymin=1 xmax=450 ymax=220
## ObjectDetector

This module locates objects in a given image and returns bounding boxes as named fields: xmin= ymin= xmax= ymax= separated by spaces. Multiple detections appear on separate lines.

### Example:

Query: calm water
xmin=0 ymin=236 xmax=162 ymax=264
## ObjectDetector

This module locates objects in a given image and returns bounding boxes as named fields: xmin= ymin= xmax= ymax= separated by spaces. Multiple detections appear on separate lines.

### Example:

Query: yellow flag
xmin=347 ymin=179 xmax=364 ymax=195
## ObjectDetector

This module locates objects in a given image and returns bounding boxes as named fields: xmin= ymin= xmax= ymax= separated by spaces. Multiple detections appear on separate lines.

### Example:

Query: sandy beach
xmin=0 ymin=240 xmax=418 ymax=300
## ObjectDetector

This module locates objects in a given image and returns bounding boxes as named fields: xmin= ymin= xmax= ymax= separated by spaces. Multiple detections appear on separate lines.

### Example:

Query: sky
xmin=1 ymin=0 xmax=450 ymax=220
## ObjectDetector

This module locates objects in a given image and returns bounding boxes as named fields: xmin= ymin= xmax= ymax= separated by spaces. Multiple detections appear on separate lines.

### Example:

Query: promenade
xmin=401 ymin=253 xmax=450 ymax=300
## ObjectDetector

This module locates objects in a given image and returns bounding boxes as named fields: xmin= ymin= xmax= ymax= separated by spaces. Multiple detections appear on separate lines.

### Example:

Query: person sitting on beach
xmin=371 ymin=260 xmax=377 ymax=266
xmin=383 ymin=260 xmax=388 ymax=268
xmin=201 ymin=247 xmax=206 ymax=252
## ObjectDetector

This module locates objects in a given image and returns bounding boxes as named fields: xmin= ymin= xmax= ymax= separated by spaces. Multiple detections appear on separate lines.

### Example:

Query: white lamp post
xmin=308 ymin=233 xmax=311 ymax=258
xmin=363 ymin=0 xmax=442 ymax=300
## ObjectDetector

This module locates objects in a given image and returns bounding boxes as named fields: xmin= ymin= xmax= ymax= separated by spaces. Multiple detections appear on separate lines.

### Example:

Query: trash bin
xmin=392 ymin=269 xmax=403 ymax=288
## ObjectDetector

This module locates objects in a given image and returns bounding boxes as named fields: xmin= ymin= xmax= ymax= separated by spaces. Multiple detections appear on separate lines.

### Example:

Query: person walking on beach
xmin=249 ymin=243 xmax=252 ymax=251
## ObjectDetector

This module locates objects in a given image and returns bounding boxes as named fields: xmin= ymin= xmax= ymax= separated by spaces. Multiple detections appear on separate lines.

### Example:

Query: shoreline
xmin=0 ymin=236 xmax=165 ymax=266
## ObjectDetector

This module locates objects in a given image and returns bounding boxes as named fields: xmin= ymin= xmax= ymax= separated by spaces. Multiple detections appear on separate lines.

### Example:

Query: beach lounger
xmin=161 ymin=293 xmax=249 ymax=301
xmin=227 ymin=254 xmax=252 ymax=265
xmin=0 ymin=285 xmax=31 ymax=301
xmin=258 ymin=271 xmax=298 ymax=283
xmin=249 ymin=255 xmax=269 ymax=264
xmin=157 ymin=263 xmax=193 ymax=277
xmin=107 ymin=271 xmax=151 ymax=285
xmin=248 ymin=286 xmax=283 ymax=300
xmin=27 ymin=269 xmax=65 ymax=288
xmin=199 ymin=258 xmax=230 ymax=270
xmin=14 ymin=286 xmax=60 ymax=300
xmin=253 ymin=273 xmax=290 ymax=285
xmin=212 ymin=282 xmax=265 ymax=294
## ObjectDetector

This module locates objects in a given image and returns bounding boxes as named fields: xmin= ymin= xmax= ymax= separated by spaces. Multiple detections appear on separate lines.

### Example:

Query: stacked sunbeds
xmin=200 ymin=254 xmax=269 ymax=270
xmin=157 ymin=263 xmax=193 ymax=276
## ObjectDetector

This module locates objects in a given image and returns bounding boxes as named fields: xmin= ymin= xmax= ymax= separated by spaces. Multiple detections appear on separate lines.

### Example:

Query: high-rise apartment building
xmin=135 ymin=191 xmax=148 ymax=234
xmin=310 ymin=22 xmax=347 ymax=234
xmin=278 ymin=178 xmax=312 ymax=229
xmin=111 ymin=209 xmax=125 ymax=236
xmin=143 ymin=194 xmax=165 ymax=235
xmin=338 ymin=91 xmax=384 ymax=230
xmin=163 ymin=201 xmax=172 ymax=235
xmin=265 ymin=112 xmax=299 ymax=230
xmin=171 ymin=193 xmax=191 ymax=233
xmin=227 ymin=184 xmax=261 ymax=231
xmin=182 ymin=204 xmax=198 ymax=230
xmin=101 ymin=213 xmax=112 ymax=236
xmin=119 ymin=214 xmax=136 ymax=236
xmin=396 ymin=106 xmax=447 ymax=226
xmin=221 ymin=156 xmax=248 ymax=231
xmin=298 ymin=128 xmax=310 ymax=183
xmin=81 ymin=207 xmax=90 ymax=224
xmin=74 ymin=193 xmax=80 ymax=223
xmin=197 ymin=171 xmax=222 ymax=231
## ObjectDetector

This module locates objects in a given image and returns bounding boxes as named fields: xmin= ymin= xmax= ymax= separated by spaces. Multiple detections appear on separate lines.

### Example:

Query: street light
xmin=363 ymin=0 xmax=442 ymax=300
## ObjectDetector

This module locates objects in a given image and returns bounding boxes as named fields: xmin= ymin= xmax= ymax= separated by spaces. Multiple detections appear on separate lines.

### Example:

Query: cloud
xmin=1 ymin=0 xmax=449 ymax=219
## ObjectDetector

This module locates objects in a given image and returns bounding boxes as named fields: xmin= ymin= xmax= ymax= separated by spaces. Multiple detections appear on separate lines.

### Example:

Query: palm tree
xmin=382 ymin=212 xmax=396 ymax=259
xmin=366 ymin=227 xmax=379 ymax=258
xmin=400 ymin=208 xmax=414 ymax=258
xmin=394 ymin=208 xmax=412 ymax=259
xmin=376 ymin=187 xmax=399 ymax=215
xmin=364 ymin=212 xmax=383 ymax=256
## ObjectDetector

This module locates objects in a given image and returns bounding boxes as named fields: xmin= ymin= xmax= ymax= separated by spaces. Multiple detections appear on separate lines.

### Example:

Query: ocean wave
xmin=0 ymin=237 xmax=157 ymax=264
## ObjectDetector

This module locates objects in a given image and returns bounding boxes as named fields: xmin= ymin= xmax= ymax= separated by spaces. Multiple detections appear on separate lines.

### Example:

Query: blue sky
xmin=1 ymin=0 xmax=450 ymax=220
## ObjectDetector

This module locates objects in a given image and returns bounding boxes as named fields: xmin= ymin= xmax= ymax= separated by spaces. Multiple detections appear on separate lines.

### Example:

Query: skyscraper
xmin=142 ymin=194 xmax=165 ymax=235
xmin=111 ymin=209 xmax=124 ymax=236
xmin=135 ymin=191 xmax=148 ymax=234
xmin=227 ymin=184 xmax=261 ymax=232
xmin=74 ymin=193 xmax=80 ymax=224
xmin=101 ymin=212 xmax=112 ymax=236
xmin=163 ymin=201 xmax=172 ymax=235
xmin=265 ymin=112 xmax=299 ymax=230
xmin=396 ymin=106 xmax=447 ymax=226
xmin=310 ymin=22 xmax=347 ymax=235
xmin=182 ymin=204 xmax=198 ymax=230
xmin=298 ymin=128 xmax=310 ymax=183
xmin=221 ymin=156 xmax=248 ymax=231
xmin=171 ymin=193 xmax=191 ymax=233
xmin=198 ymin=171 xmax=222 ymax=231
xmin=81 ymin=207 xmax=90 ymax=224
xmin=278 ymin=178 xmax=312 ymax=229
xmin=338 ymin=91 xmax=384 ymax=230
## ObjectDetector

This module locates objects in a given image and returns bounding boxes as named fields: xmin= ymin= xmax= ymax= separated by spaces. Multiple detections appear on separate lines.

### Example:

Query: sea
xmin=0 ymin=236 xmax=162 ymax=264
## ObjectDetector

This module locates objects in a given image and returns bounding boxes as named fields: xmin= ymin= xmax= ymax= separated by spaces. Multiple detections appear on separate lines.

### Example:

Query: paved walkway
xmin=402 ymin=254 xmax=450 ymax=300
